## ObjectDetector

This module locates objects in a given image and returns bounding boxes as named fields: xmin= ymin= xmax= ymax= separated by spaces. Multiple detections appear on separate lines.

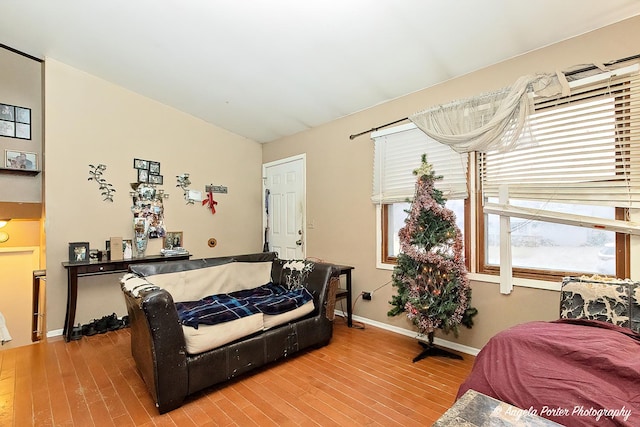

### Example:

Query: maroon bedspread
xmin=457 ymin=319 xmax=640 ymax=427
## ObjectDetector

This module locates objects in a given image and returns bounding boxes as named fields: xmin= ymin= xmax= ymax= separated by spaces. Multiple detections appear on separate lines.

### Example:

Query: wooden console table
xmin=62 ymin=254 xmax=190 ymax=342
xmin=333 ymin=264 xmax=354 ymax=327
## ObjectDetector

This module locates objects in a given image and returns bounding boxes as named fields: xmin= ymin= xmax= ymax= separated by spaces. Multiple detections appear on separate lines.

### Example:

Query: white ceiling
xmin=2 ymin=1 xmax=640 ymax=143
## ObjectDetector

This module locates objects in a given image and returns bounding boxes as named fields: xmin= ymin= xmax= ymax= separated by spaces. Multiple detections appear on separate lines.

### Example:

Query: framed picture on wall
xmin=137 ymin=168 xmax=149 ymax=183
xmin=0 ymin=104 xmax=31 ymax=139
xmin=15 ymin=123 xmax=30 ymax=139
xmin=5 ymin=150 xmax=37 ymax=170
xmin=148 ymin=174 xmax=163 ymax=185
xmin=0 ymin=104 xmax=15 ymax=121
xmin=15 ymin=107 xmax=30 ymax=124
xmin=149 ymin=161 xmax=160 ymax=175
xmin=0 ymin=120 xmax=15 ymax=137
xmin=133 ymin=158 xmax=149 ymax=169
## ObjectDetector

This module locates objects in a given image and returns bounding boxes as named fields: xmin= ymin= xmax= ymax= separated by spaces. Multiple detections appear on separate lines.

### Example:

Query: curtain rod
xmin=348 ymin=53 xmax=640 ymax=141
xmin=349 ymin=117 xmax=409 ymax=140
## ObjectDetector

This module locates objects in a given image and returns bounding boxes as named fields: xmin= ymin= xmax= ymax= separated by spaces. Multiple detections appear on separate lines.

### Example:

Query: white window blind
xmin=480 ymin=70 xmax=640 ymax=208
xmin=372 ymin=123 xmax=468 ymax=204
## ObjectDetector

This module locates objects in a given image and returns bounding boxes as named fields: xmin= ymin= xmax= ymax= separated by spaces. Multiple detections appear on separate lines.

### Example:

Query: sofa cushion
xmin=145 ymin=261 xmax=273 ymax=302
xmin=560 ymin=275 xmax=640 ymax=333
xmin=182 ymin=313 xmax=263 ymax=355
xmin=263 ymin=300 xmax=314 ymax=330
xmin=175 ymin=283 xmax=314 ymax=328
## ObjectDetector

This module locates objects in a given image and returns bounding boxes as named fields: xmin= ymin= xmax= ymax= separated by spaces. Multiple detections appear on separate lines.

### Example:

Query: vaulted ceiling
xmin=2 ymin=1 xmax=640 ymax=143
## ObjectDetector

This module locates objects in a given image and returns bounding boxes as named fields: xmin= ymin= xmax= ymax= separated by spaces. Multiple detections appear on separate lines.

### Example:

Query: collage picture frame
xmin=0 ymin=103 xmax=31 ymax=140
xmin=134 ymin=158 xmax=163 ymax=184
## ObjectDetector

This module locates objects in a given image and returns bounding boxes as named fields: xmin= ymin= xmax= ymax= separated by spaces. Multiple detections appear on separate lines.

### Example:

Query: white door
xmin=263 ymin=155 xmax=305 ymax=260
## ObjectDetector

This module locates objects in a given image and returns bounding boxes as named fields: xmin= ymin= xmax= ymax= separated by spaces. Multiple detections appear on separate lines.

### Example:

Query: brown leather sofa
xmin=121 ymin=252 xmax=339 ymax=413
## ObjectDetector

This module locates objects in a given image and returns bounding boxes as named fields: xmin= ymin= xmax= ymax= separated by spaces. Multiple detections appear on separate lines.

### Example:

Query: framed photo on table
xmin=5 ymin=150 xmax=37 ymax=170
xmin=68 ymin=242 xmax=90 ymax=263
xmin=163 ymin=231 xmax=183 ymax=249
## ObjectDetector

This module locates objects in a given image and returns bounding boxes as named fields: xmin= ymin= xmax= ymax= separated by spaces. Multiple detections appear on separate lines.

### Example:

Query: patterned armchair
xmin=560 ymin=276 xmax=640 ymax=333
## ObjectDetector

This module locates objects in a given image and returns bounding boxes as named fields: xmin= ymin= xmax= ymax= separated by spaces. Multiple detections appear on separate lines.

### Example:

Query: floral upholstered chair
xmin=560 ymin=276 xmax=640 ymax=333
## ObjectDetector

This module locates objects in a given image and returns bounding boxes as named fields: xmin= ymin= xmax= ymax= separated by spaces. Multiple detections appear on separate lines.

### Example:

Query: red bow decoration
xmin=202 ymin=191 xmax=218 ymax=214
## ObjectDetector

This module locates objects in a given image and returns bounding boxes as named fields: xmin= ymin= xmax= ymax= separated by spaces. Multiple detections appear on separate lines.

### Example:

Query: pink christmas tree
xmin=388 ymin=154 xmax=477 ymax=361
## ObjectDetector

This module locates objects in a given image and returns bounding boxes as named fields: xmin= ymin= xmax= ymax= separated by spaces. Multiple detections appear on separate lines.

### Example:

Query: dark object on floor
xmin=106 ymin=313 xmax=122 ymax=331
xmin=81 ymin=321 xmax=98 ymax=336
xmin=413 ymin=331 xmax=463 ymax=362
xmin=70 ymin=324 xmax=83 ymax=341
xmin=80 ymin=313 xmax=128 ymax=337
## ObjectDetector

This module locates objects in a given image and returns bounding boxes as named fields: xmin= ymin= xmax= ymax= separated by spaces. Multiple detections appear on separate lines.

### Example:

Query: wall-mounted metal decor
xmin=176 ymin=173 xmax=196 ymax=204
xmin=88 ymin=163 xmax=116 ymax=201
xmin=0 ymin=103 xmax=31 ymax=140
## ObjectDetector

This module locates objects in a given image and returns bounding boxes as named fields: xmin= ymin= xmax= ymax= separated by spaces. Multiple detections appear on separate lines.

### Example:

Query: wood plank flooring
xmin=0 ymin=318 xmax=474 ymax=426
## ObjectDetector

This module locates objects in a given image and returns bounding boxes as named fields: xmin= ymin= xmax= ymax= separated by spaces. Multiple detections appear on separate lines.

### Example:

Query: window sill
xmin=376 ymin=262 xmax=561 ymax=291
xmin=468 ymin=272 xmax=561 ymax=291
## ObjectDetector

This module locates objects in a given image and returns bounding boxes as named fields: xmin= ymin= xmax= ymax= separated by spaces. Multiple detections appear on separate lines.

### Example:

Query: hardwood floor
xmin=0 ymin=318 xmax=474 ymax=426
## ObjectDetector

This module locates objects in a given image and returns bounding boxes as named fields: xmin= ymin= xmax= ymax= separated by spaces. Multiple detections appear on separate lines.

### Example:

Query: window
xmin=477 ymin=68 xmax=639 ymax=280
xmin=383 ymin=200 xmax=465 ymax=263
xmin=483 ymin=199 xmax=619 ymax=276
xmin=374 ymin=65 xmax=638 ymax=283
xmin=372 ymin=123 xmax=468 ymax=265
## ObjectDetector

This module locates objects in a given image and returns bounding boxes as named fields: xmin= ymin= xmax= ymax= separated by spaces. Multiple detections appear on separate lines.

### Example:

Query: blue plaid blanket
xmin=175 ymin=283 xmax=313 ymax=329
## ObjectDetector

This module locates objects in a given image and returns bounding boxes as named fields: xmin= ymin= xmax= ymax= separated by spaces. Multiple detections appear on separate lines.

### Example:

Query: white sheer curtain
xmin=409 ymin=72 xmax=569 ymax=153
xmin=408 ymin=71 xmax=568 ymax=294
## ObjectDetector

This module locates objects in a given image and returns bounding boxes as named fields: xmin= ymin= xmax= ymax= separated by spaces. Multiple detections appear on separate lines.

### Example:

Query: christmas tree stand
xmin=413 ymin=331 xmax=463 ymax=362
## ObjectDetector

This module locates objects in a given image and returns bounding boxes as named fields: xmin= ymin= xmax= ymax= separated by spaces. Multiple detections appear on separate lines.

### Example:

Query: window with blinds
xmin=478 ymin=67 xmax=638 ymax=279
xmin=372 ymin=123 xmax=469 ymax=264
xmin=479 ymin=69 xmax=640 ymax=209
xmin=372 ymin=123 xmax=468 ymax=204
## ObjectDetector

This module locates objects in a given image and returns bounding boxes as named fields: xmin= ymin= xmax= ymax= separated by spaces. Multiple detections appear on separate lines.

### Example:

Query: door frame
xmin=262 ymin=154 xmax=307 ymax=259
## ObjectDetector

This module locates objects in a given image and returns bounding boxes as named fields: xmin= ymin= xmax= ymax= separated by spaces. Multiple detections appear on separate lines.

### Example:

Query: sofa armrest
xmin=272 ymin=260 xmax=339 ymax=318
xmin=123 ymin=287 xmax=188 ymax=413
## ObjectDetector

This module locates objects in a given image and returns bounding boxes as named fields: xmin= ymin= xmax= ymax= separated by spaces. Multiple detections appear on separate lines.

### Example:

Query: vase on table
xmin=133 ymin=217 xmax=149 ymax=258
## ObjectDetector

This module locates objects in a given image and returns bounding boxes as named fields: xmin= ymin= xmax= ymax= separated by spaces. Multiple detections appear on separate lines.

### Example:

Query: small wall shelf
xmin=0 ymin=167 xmax=41 ymax=176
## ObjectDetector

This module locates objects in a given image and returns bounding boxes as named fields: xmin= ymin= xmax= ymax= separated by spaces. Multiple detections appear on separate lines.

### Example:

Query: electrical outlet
xmin=362 ymin=291 xmax=372 ymax=300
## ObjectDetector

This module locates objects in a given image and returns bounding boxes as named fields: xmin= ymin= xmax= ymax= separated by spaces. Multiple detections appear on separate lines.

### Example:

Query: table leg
xmin=345 ymin=270 xmax=353 ymax=327
xmin=63 ymin=267 xmax=78 ymax=342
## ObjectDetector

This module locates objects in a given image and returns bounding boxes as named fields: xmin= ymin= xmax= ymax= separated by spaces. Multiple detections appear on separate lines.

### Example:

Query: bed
xmin=457 ymin=277 xmax=640 ymax=427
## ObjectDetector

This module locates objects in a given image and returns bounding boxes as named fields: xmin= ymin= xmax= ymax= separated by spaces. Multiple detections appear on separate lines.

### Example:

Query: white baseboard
xmin=47 ymin=329 xmax=63 ymax=338
xmin=335 ymin=310 xmax=480 ymax=356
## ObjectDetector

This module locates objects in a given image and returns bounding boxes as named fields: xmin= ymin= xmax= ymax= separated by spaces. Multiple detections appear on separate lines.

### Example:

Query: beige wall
xmin=0 ymin=48 xmax=42 ymax=203
xmin=0 ymin=48 xmax=43 ymax=348
xmin=263 ymin=16 xmax=640 ymax=350
xmin=44 ymin=59 xmax=264 ymax=331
